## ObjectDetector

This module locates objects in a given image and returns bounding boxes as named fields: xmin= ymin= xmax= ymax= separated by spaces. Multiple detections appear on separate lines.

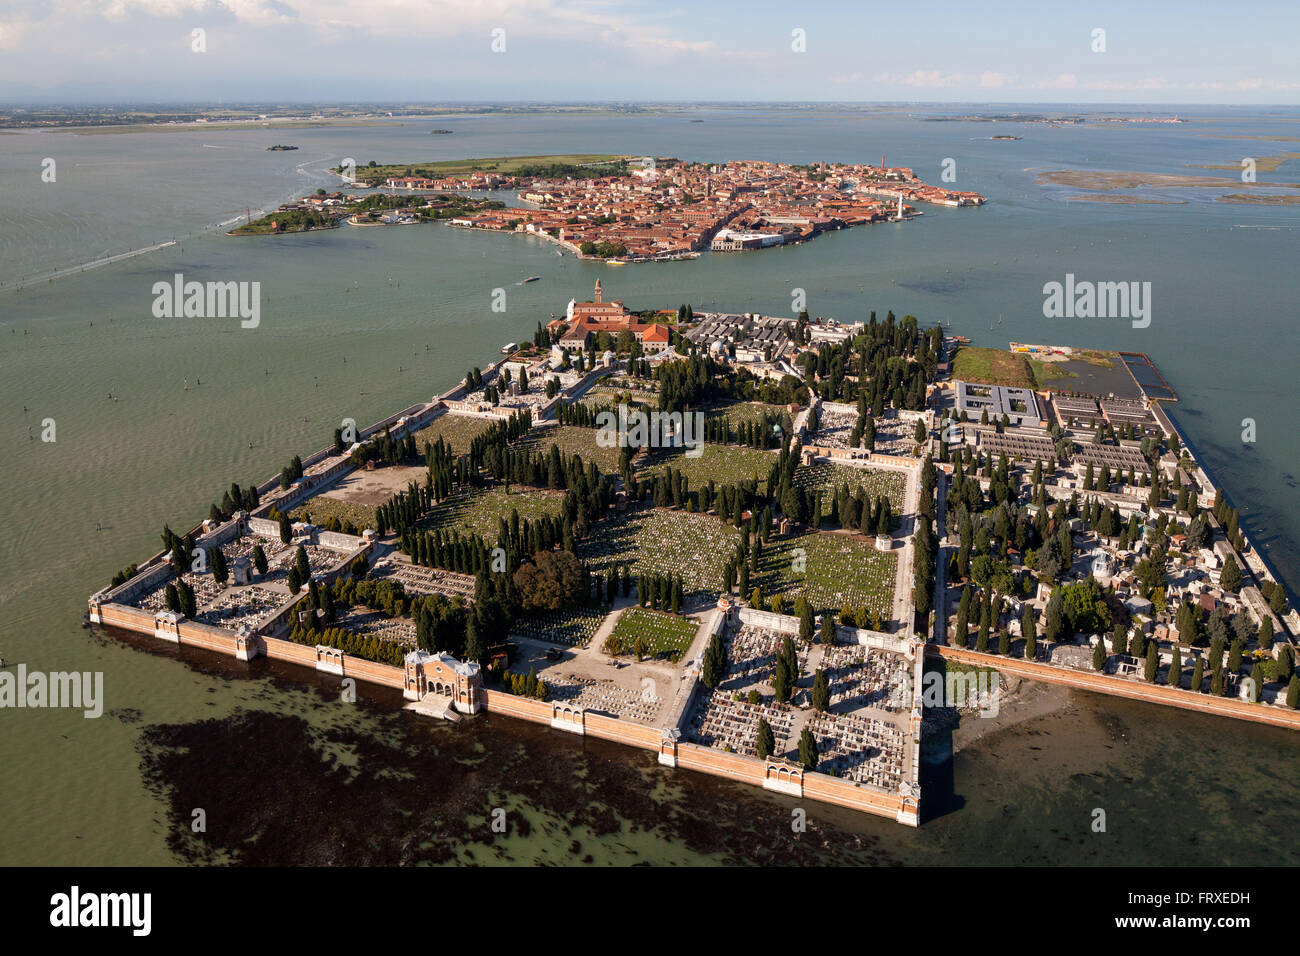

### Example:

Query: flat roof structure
xmin=977 ymin=430 xmax=1058 ymax=462
xmin=686 ymin=313 xmax=796 ymax=356
xmin=1099 ymin=396 xmax=1159 ymax=429
xmin=955 ymin=381 xmax=1041 ymax=427
xmin=1072 ymin=442 xmax=1152 ymax=474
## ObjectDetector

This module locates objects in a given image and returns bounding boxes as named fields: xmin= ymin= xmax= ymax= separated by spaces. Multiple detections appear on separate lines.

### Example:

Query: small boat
xmin=523 ymin=275 xmax=541 ymax=283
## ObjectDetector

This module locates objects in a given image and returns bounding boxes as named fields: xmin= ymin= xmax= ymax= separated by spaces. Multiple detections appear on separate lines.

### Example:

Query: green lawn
xmin=703 ymin=400 xmax=792 ymax=427
xmin=518 ymin=424 xmax=625 ymax=473
xmin=579 ymin=387 xmax=659 ymax=410
xmin=637 ymin=443 xmax=776 ymax=489
xmin=410 ymin=413 xmax=497 ymax=454
xmin=752 ymin=530 xmax=897 ymax=619
xmin=1029 ymin=360 xmax=1078 ymax=387
xmin=419 ymin=485 xmax=566 ymax=543
xmin=951 ymin=346 xmax=1035 ymax=388
xmin=291 ymin=496 xmax=375 ymax=532
xmin=578 ymin=506 xmax=741 ymax=602
xmin=510 ymin=603 xmax=610 ymax=648
xmin=605 ymin=607 xmax=699 ymax=662
xmin=794 ymin=462 xmax=907 ymax=514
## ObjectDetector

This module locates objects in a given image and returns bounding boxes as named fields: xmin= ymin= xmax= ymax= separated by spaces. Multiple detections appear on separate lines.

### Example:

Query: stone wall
xmin=735 ymin=606 xmax=799 ymax=634
xmin=91 ymin=605 xmax=917 ymax=827
xmin=247 ymin=516 xmax=280 ymax=538
xmin=317 ymin=530 xmax=367 ymax=552
xmin=101 ymin=561 xmax=173 ymax=606
xmin=933 ymin=644 xmax=1300 ymax=730
xmin=838 ymin=624 xmax=912 ymax=655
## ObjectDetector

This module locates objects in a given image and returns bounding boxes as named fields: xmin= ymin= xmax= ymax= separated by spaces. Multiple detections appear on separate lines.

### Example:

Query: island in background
xmin=325 ymin=153 xmax=984 ymax=261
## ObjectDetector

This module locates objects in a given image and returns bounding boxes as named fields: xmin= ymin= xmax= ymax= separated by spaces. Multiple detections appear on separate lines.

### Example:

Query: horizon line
xmin=4 ymin=99 xmax=1299 ymax=109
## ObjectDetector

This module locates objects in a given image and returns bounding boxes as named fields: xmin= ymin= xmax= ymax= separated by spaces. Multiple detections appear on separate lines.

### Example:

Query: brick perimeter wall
xmin=93 ymin=611 xmax=908 ymax=823
xmin=933 ymin=644 xmax=1300 ymax=730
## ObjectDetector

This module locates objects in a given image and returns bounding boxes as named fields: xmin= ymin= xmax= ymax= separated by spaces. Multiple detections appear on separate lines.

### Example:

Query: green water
xmin=1 ymin=106 xmax=1298 ymax=865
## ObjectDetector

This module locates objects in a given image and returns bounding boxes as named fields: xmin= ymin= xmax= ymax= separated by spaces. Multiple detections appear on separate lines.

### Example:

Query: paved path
xmin=932 ymin=466 xmax=949 ymax=644
xmin=888 ymin=461 xmax=921 ymax=636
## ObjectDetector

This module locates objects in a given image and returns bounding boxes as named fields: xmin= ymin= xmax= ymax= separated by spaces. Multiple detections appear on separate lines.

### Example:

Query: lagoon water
xmin=1 ymin=105 xmax=1298 ymax=865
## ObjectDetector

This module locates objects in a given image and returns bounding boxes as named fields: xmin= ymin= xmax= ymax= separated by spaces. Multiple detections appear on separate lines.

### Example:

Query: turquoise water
xmin=1 ymin=105 xmax=1297 ymax=865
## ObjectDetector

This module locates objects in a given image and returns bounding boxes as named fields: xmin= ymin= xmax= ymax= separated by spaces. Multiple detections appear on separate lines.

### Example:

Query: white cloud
xmin=0 ymin=20 xmax=26 ymax=49
xmin=82 ymin=0 xmax=717 ymax=59
xmin=873 ymin=70 xmax=967 ymax=88
xmin=978 ymin=71 xmax=1017 ymax=88
xmin=1036 ymin=73 xmax=1078 ymax=89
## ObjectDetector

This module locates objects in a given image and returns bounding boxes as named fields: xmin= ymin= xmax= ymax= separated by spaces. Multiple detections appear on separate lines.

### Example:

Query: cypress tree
xmin=1220 ymin=557 xmax=1242 ymax=593
xmin=772 ymin=657 xmax=791 ymax=703
xmin=756 ymin=718 xmax=775 ymax=760
xmin=798 ymin=600 xmax=814 ymax=642
xmin=820 ymin=613 xmax=836 ymax=646
xmin=1269 ymin=583 xmax=1288 ymax=616
xmin=1287 ymin=674 xmax=1299 ymax=710
xmin=1190 ymin=656 xmax=1204 ymax=693
xmin=171 ymin=542 xmax=188 ymax=577
xmin=1092 ymin=637 xmax=1107 ymax=672
xmin=782 ymin=636 xmax=798 ymax=683
xmin=811 ymin=669 xmax=830 ymax=712
xmin=1168 ymin=644 xmax=1181 ymax=688
xmin=1278 ymin=645 xmax=1294 ymax=683
xmin=1111 ymin=620 xmax=1127 ymax=657
xmin=1259 ymin=617 xmax=1274 ymax=652
xmin=1044 ymin=589 xmax=1064 ymax=643
xmin=701 ymin=634 xmax=726 ymax=689
xmin=798 ymin=728 xmax=819 ymax=770
xmin=212 ymin=546 xmax=229 ymax=585
xmin=1144 ymin=642 xmax=1159 ymax=683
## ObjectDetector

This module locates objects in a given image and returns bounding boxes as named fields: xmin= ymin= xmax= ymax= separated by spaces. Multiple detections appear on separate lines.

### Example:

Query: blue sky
xmin=2 ymin=0 xmax=1298 ymax=104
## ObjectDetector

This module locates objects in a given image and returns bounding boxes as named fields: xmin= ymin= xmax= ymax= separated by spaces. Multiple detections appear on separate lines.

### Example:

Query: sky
xmin=2 ymin=0 xmax=1298 ymax=104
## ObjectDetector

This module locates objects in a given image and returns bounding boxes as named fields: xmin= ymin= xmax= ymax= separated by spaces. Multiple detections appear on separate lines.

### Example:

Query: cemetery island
xmin=90 ymin=281 xmax=1300 ymax=827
